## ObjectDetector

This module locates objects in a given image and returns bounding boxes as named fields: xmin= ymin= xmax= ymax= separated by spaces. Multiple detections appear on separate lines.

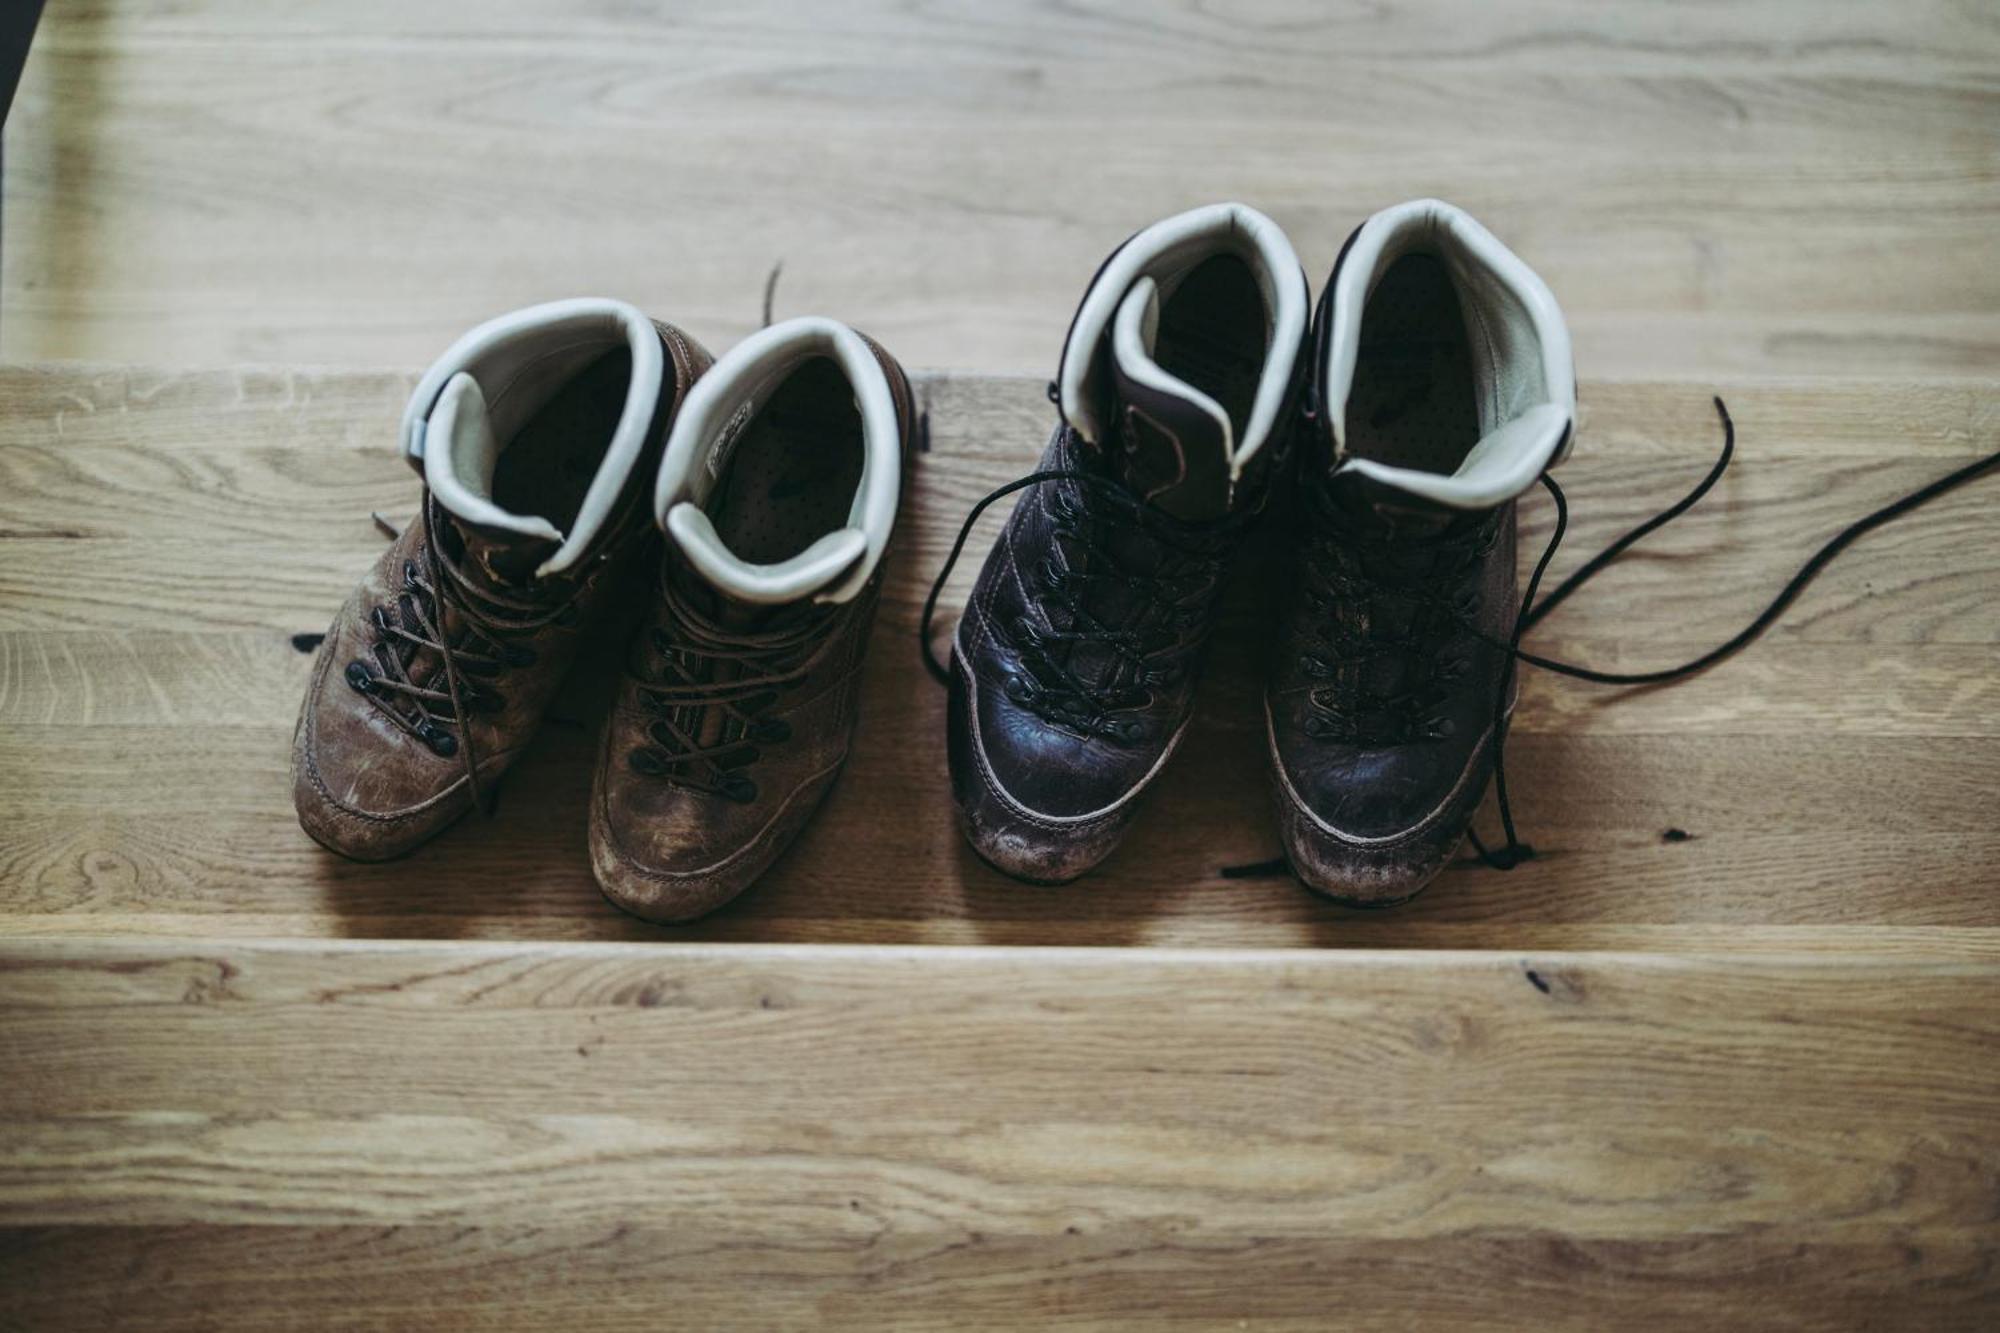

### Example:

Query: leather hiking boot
xmin=590 ymin=317 xmax=914 ymax=923
xmin=941 ymin=203 xmax=1310 ymax=883
xmin=293 ymin=299 xmax=710 ymax=860
xmin=1267 ymin=199 xmax=1575 ymax=905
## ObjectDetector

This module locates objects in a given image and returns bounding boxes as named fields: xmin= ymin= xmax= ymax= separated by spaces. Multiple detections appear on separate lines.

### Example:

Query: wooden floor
xmin=0 ymin=366 xmax=1995 ymax=952
xmin=4 ymin=1 xmax=2000 ymax=1326
xmin=5 ymin=1 xmax=2000 ymax=378
xmin=0 ymin=364 xmax=1996 ymax=1326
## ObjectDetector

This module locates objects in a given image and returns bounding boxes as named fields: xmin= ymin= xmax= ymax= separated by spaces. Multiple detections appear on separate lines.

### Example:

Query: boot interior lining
xmin=708 ymin=355 xmax=864 ymax=565
xmin=491 ymin=346 xmax=633 ymax=535
xmin=1156 ymin=253 xmax=1267 ymax=446
xmin=1346 ymin=252 xmax=1481 ymax=476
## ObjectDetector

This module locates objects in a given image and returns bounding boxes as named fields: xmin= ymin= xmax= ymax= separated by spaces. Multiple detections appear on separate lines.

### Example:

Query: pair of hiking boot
xmin=942 ymin=199 xmax=1573 ymax=906
xmin=292 ymin=301 xmax=914 ymax=922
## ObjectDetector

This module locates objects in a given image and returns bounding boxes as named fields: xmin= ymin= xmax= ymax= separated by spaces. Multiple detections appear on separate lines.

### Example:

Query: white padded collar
xmin=399 ymin=298 xmax=665 ymax=576
xmin=1057 ymin=201 xmax=1307 ymax=477
xmin=1323 ymin=199 xmax=1576 ymax=510
xmin=656 ymin=317 xmax=901 ymax=606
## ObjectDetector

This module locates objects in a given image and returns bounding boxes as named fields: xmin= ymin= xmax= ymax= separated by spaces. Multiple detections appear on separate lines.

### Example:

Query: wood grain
xmin=5 ymin=2 xmax=1999 ymax=378
xmin=0 ymin=939 xmax=1996 ymax=1329
xmin=0 ymin=366 xmax=1996 ymax=950
xmin=0 ymin=362 xmax=1995 ymax=1323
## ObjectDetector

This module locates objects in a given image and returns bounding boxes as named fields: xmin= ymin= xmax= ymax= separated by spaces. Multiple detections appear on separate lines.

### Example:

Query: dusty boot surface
xmin=591 ymin=318 xmax=914 ymax=923
xmin=945 ymin=203 xmax=1311 ymax=884
xmin=293 ymin=299 xmax=709 ymax=860
xmin=1269 ymin=200 xmax=1575 ymax=905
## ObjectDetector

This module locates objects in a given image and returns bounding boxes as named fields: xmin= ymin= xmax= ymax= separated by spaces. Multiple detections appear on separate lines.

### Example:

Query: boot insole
xmin=1347 ymin=252 xmax=1480 ymax=476
xmin=1156 ymin=252 xmax=1268 ymax=445
xmin=493 ymin=347 xmax=633 ymax=534
xmin=708 ymin=355 xmax=865 ymax=565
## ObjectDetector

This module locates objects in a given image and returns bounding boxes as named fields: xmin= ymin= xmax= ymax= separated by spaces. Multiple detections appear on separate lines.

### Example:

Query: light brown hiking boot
xmin=293 ymin=299 xmax=710 ymax=860
xmin=590 ymin=317 xmax=914 ymax=922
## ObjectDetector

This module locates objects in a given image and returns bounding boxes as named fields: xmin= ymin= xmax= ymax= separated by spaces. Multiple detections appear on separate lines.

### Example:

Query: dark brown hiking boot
xmin=937 ymin=203 xmax=1310 ymax=883
xmin=590 ymin=318 xmax=914 ymax=923
xmin=292 ymin=300 xmax=710 ymax=860
xmin=1267 ymin=199 xmax=1575 ymax=905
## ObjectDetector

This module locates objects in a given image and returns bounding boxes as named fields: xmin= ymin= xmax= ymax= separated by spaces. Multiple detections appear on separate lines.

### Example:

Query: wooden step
xmin=1 ymin=939 xmax=1996 ymax=1328
xmin=0 ymin=367 xmax=1995 ymax=950
xmin=1 ymin=366 xmax=1996 ymax=1327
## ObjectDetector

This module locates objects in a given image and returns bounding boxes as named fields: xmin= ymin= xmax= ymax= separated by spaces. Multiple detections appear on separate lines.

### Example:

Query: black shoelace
xmin=1464 ymin=395 xmax=1998 ymax=870
xmin=1293 ymin=485 xmax=1503 ymax=747
xmin=628 ymin=570 xmax=839 ymax=803
xmin=345 ymin=500 xmax=571 ymax=813
xmin=919 ymin=430 xmax=1252 ymax=737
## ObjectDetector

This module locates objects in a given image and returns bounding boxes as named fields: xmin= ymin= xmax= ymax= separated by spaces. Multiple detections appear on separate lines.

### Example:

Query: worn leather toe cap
xmin=945 ymin=653 xmax=1157 ymax=884
xmin=1264 ymin=700 xmax=1493 ymax=906
xmin=589 ymin=756 xmax=838 ymax=924
xmin=290 ymin=662 xmax=475 ymax=862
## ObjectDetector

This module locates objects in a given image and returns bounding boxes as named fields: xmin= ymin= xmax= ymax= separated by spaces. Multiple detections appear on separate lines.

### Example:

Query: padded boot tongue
xmin=423 ymin=373 xmax=566 ymax=586
xmin=1334 ymin=472 xmax=1468 ymax=540
xmin=657 ymin=504 xmax=861 ymax=760
xmin=1106 ymin=278 xmax=1235 ymax=522
xmin=1336 ymin=402 xmax=1571 ymax=513
xmin=664 ymin=503 xmax=867 ymax=612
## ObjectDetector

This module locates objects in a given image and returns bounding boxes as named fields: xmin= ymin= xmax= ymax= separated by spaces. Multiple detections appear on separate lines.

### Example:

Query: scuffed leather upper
xmin=946 ymin=426 xmax=1265 ymax=883
xmin=952 ymin=427 xmax=1221 ymax=821
xmin=590 ymin=576 xmax=882 ymax=922
xmin=1265 ymin=484 xmax=1518 ymax=855
xmin=292 ymin=320 xmax=709 ymax=862
xmin=589 ymin=337 xmax=915 ymax=923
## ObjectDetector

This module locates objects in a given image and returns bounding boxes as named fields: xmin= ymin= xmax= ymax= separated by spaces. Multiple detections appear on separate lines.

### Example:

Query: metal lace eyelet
xmin=724 ymin=774 xmax=759 ymax=803
xmin=422 ymin=724 xmax=458 ymax=758
xmin=628 ymin=748 xmax=668 ymax=777
xmin=1003 ymin=673 xmax=1037 ymax=705
xmin=345 ymin=661 xmax=375 ymax=695
xmin=1112 ymin=718 xmax=1144 ymax=743
xmin=371 ymin=605 xmax=392 ymax=632
xmin=1429 ymin=718 xmax=1457 ymax=739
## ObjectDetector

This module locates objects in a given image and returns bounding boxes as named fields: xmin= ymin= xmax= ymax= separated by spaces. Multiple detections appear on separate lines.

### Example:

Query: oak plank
xmin=6 ymin=2 xmax=1999 ymax=378
xmin=0 ymin=940 xmax=1994 ymax=1328
xmin=0 ymin=367 xmax=1995 ymax=947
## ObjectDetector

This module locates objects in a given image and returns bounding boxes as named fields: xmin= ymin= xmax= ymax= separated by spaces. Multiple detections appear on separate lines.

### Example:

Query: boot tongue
xmin=1334 ymin=402 xmax=1571 ymax=512
xmin=1104 ymin=278 xmax=1235 ymax=522
xmin=658 ymin=516 xmax=838 ymax=764
xmin=439 ymin=511 xmax=562 ymax=594
xmin=1332 ymin=472 xmax=1470 ymax=541
xmin=422 ymin=372 xmax=569 ymax=588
